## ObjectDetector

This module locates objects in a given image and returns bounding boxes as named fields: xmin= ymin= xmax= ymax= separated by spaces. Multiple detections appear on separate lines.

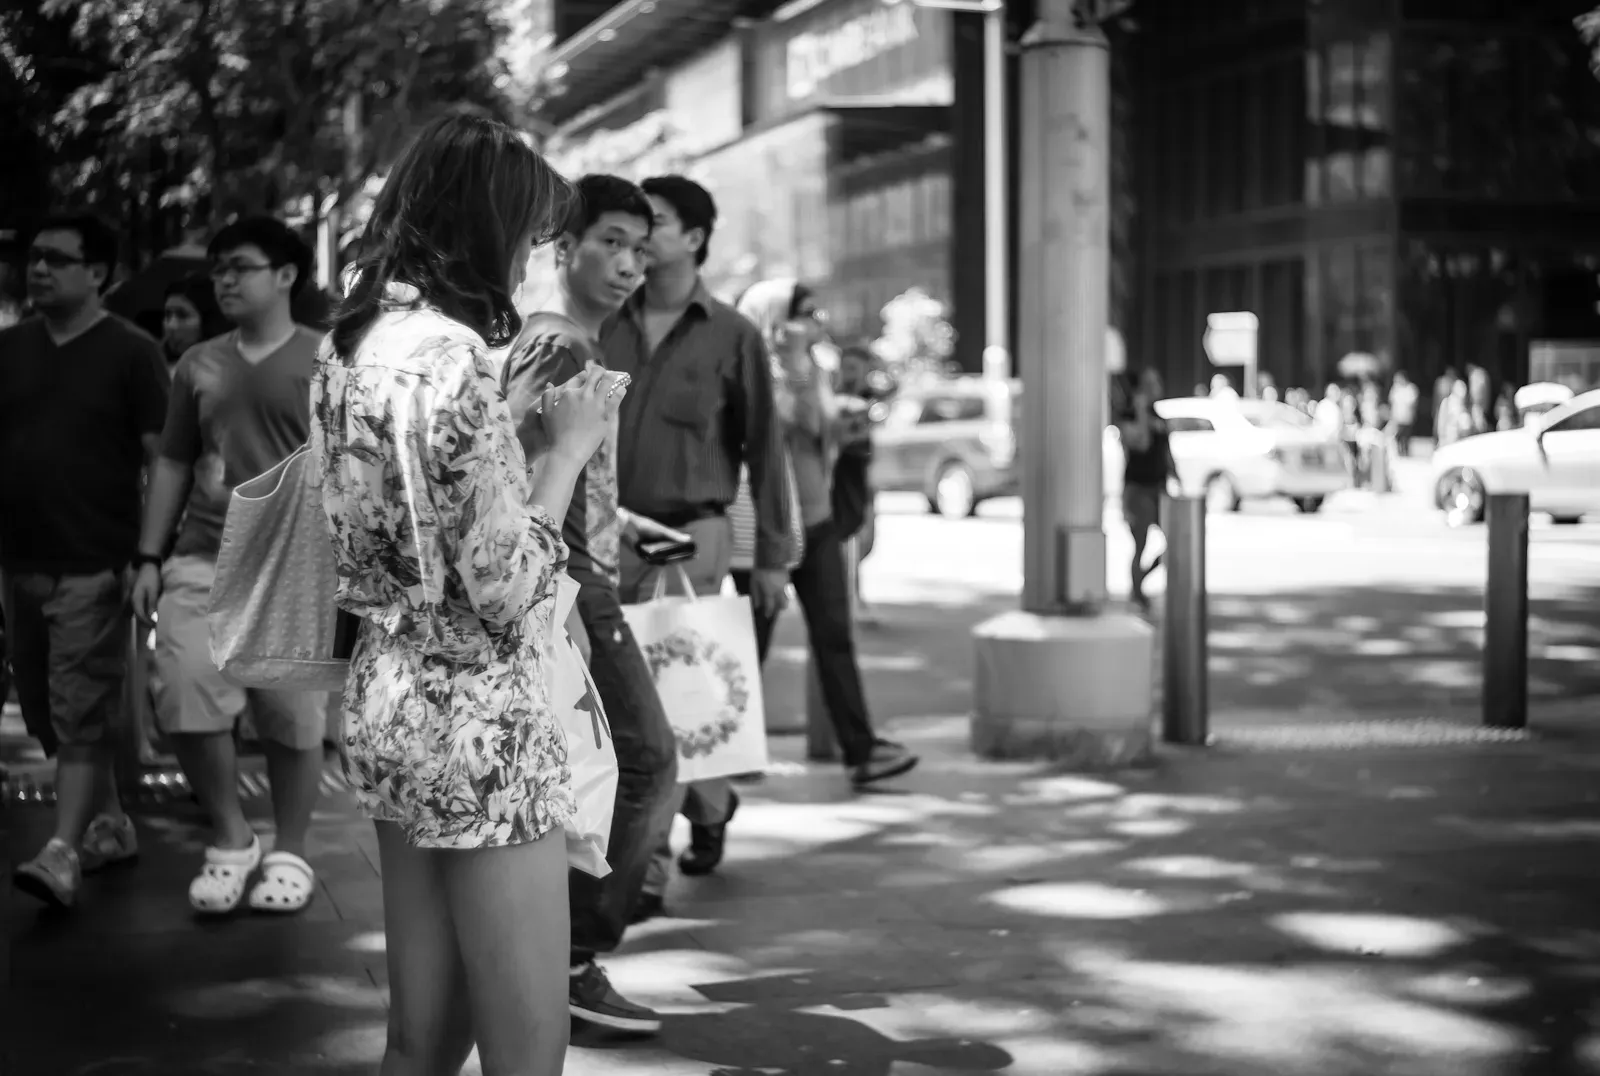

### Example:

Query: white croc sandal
xmin=248 ymin=851 xmax=316 ymax=914
xmin=189 ymin=836 xmax=263 ymax=915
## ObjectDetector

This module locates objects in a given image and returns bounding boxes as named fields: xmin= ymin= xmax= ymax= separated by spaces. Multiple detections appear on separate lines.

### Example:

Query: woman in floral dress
xmin=310 ymin=112 xmax=625 ymax=1075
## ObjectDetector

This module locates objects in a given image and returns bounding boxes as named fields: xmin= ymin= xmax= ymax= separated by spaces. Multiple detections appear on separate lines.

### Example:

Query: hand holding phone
xmin=635 ymin=537 xmax=697 ymax=566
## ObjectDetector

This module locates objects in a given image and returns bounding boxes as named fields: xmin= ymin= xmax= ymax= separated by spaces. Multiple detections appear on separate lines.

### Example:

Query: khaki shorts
xmin=0 ymin=568 xmax=129 ymax=756
xmin=151 ymin=555 xmax=329 ymax=750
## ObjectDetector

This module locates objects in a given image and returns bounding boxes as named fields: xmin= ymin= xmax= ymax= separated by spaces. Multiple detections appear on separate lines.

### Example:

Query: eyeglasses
xmin=209 ymin=261 xmax=277 ymax=283
xmin=26 ymin=247 xmax=85 ymax=269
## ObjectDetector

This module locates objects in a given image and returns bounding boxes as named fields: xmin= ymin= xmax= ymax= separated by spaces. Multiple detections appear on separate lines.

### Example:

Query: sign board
xmin=786 ymin=0 xmax=920 ymax=100
xmin=1202 ymin=311 xmax=1258 ymax=366
xmin=1203 ymin=311 xmax=1259 ymax=398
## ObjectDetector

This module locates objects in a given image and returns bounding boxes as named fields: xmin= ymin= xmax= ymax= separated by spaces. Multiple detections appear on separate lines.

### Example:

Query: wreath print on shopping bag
xmin=640 ymin=627 xmax=752 ymax=758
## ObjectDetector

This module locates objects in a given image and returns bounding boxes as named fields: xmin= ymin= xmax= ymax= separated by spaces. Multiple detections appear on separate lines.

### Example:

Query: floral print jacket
xmin=309 ymin=286 xmax=575 ymax=848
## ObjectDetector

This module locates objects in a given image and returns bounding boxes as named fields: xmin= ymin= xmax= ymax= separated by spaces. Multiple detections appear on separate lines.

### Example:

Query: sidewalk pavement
xmin=7 ymin=715 xmax=1600 ymax=1076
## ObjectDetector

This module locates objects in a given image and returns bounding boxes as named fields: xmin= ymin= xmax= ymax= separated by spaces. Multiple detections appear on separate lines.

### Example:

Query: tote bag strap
xmin=649 ymin=563 xmax=699 ymax=603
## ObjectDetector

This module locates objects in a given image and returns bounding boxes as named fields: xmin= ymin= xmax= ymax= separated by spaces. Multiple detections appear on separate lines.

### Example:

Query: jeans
xmin=617 ymin=515 xmax=738 ymax=899
xmin=568 ymin=583 xmax=680 ymax=965
xmin=733 ymin=516 xmax=877 ymax=768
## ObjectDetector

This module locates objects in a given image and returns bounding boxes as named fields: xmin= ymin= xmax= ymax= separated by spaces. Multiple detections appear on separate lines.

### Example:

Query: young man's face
xmin=563 ymin=210 xmax=649 ymax=312
xmin=643 ymin=195 xmax=700 ymax=273
xmin=211 ymin=242 xmax=295 ymax=323
xmin=26 ymin=228 xmax=106 ymax=315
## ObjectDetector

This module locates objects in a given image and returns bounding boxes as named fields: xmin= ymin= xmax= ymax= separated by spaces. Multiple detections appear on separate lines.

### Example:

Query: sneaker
xmin=80 ymin=812 xmax=139 ymax=873
xmin=568 ymin=961 xmax=662 ymax=1033
xmin=14 ymin=838 xmax=81 ymax=909
xmin=850 ymin=739 xmax=919 ymax=788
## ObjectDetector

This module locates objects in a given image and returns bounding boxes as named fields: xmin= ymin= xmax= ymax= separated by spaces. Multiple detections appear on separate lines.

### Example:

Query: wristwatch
xmin=131 ymin=552 xmax=163 ymax=571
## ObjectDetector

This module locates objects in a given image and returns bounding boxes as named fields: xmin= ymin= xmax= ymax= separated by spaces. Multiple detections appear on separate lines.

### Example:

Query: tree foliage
xmin=3 ymin=0 xmax=526 ymax=261
xmin=1580 ymin=7 xmax=1600 ymax=71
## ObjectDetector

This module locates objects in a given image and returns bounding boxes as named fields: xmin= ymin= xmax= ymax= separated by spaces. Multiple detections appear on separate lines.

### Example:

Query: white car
xmin=1430 ymin=388 xmax=1600 ymax=527
xmin=1105 ymin=397 xmax=1349 ymax=513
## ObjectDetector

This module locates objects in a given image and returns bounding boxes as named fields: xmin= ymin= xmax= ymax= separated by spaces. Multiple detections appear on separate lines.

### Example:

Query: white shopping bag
xmin=550 ymin=575 xmax=617 ymax=878
xmin=622 ymin=565 xmax=770 ymax=784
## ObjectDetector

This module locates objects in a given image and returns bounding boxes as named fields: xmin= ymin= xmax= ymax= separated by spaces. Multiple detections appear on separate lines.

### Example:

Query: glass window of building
xmin=1304 ymin=47 xmax=1325 ymax=205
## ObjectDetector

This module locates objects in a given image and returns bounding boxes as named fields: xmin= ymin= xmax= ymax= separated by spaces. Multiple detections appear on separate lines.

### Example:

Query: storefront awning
xmin=538 ymin=0 xmax=786 ymax=128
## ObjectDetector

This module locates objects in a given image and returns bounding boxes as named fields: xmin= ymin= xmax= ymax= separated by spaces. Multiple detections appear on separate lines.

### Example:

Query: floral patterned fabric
xmin=309 ymin=285 xmax=575 ymax=848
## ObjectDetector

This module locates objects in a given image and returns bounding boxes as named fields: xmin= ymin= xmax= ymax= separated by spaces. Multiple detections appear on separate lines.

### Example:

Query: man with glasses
xmin=0 ymin=213 xmax=169 ymax=909
xmin=127 ymin=216 xmax=328 ymax=916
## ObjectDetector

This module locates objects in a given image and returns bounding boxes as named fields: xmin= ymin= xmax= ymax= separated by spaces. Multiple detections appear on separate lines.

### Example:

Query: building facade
xmin=1133 ymin=0 xmax=1600 ymax=423
xmin=530 ymin=0 xmax=989 ymax=364
xmin=529 ymin=0 xmax=1600 ymax=412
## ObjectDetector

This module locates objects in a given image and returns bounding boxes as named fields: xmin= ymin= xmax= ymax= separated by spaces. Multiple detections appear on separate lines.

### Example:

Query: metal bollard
xmin=1483 ymin=493 xmax=1529 ymax=729
xmin=1161 ymin=495 xmax=1210 ymax=745
xmin=1369 ymin=437 xmax=1391 ymax=494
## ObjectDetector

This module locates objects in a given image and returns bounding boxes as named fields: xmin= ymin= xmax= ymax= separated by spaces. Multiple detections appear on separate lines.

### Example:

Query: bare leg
xmin=170 ymin=731 xmax=254 ymax=849
xmin=51 ymin=745 xmax=107 ymax=847
xmin=260 ymin=741 xmax=323 ymax=861
xmin=442 ymin=829 xmax=570 ymax=1076
xmin=376 ymin=822 xmax=476 ymax=1076
xmin=99 ymin=766 xmax=127 ymax=819
xmin=1129 ymin=523 xmax=1151 ymax=603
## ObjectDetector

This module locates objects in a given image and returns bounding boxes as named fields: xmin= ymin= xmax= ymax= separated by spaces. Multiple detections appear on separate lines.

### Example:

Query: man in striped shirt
xmin=603 ymin=175 xmax=793 ymax=908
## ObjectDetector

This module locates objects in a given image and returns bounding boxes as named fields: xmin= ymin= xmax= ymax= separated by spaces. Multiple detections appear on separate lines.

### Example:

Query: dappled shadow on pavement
xmin=7 ymin=734 xmax=1600 ymax=1074
xmin=1198 ymin=582 xmax=1600 ymax=718
xmin=769 ymin=579 xmax=1600 ymax=728
xmin=609 ymin=738 xmax=1600 ymax=1076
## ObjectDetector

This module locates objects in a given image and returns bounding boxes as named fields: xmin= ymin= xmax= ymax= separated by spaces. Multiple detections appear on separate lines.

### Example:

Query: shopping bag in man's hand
xmin=622 ymin=564 xmax=769 ymax=784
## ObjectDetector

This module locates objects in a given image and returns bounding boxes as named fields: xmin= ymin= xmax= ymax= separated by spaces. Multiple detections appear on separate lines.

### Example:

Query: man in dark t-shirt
xmin=1 ymin=213 xmax=169 ymax=909
xmin=502 ymin=174 xmax=683 ymax=1036
xmin=1115 ymin=368 xmax=1177 ymax=611
xmin=127 ymin=216 xmax=327 ymax=918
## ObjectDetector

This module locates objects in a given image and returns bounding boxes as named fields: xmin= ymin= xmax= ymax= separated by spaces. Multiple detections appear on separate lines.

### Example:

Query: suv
xmin=870 ymin=377 xmax=1019 ymax=517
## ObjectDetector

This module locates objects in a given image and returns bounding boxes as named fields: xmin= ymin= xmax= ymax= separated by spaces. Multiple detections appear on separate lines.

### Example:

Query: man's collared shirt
xmin=603 ymin=280 xmax=792 ymax=571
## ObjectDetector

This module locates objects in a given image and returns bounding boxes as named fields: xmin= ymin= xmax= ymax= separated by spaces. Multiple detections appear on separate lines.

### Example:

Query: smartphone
xmin=636 ymin=537 xmax=697 ymax=566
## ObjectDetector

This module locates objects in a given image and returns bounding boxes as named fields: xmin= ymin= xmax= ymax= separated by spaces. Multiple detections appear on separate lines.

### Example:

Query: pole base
xmin=971 ymin=610 xmax=1156 ymax=768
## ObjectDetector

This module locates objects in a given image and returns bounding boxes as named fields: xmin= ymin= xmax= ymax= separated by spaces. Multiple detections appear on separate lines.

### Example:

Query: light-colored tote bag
xmin=549 ymin=574 xmax=618 ymax=878
xmin=621 ymin=564 xmax=770 ymax=784
xmin=208 ymin=444 xmax=355 ymax=692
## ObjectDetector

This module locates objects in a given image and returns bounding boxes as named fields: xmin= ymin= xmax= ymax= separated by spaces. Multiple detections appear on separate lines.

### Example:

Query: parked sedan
xmin=1431 ymin=388 xmax=1600 ymax=527
xmin=870 ymin=377 xmax=1019 ymax=517
xmin=1105 ymin=396 xmax=1350 ymax=513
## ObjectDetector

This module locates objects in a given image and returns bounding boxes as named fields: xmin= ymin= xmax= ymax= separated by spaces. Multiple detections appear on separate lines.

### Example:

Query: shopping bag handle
xmin=649 ymin=563 xmax=698 ymax=603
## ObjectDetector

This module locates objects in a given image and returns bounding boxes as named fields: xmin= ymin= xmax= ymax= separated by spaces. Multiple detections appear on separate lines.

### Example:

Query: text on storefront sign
xmin=786 ymin=1 xmax=920 ymax=100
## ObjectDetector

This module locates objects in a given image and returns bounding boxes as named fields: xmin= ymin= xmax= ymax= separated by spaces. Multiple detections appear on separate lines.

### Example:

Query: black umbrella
xmin=104 ymin=244 xmax=335 ymax=331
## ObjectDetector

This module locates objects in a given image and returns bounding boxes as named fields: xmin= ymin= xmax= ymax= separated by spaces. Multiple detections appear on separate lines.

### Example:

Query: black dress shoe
xmin=676 ymin=789 xmax=739 ymax=877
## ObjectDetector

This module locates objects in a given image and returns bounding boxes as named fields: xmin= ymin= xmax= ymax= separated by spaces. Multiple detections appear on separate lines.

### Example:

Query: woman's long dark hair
xmin=164 ymin=273 xmax=228 ymax=340
xmin=330 ymin=111 xmax=575 ymax=359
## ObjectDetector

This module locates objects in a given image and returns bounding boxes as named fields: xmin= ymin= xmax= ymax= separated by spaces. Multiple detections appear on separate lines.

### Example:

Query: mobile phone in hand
xmin=636 ymin=537 xmax=697 ymax=566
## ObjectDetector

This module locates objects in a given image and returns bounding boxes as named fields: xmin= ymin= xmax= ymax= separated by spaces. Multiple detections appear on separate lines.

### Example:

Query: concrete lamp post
xmin=971 ymin=0 xmax=1154 ymax=767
